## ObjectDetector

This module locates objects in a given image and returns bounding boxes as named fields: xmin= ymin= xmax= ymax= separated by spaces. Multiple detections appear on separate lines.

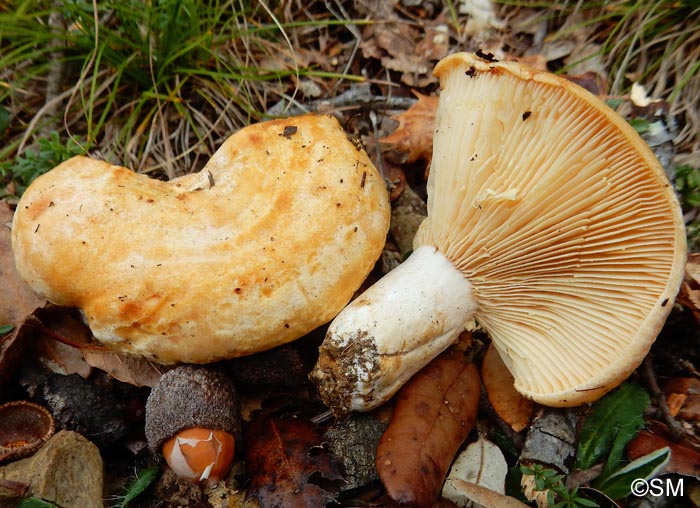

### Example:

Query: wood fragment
xmin=519 ymin=407 xmax=579 ymax=474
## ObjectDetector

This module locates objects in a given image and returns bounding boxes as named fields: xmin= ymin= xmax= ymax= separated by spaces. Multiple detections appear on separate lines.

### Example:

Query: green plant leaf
xmin=19 ymin=498 xmax=60 ymax=508
xmin=119 ymin=465 xmax=159 ymax=507
xmin=0 ymin=107 xmax=9 ymax=135
xmin=575 ymin=382 xmax=650 ymax=471
xmin=0 ymin=324 xmax=14 ymax=334
xmin=628 ymin=118 xmax=651 ymax=135
xmin=594 ymin=447 xmax=670 ymax=500
xmin=573 ymin=496 xmax=600 ymax=507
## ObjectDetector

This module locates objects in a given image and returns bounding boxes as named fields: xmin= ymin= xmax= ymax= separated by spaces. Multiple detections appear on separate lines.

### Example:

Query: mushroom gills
xmin=311 ymin=245 xmax=476 ymax=413
xmin=312 ymin=52 xmax=686 ymax=414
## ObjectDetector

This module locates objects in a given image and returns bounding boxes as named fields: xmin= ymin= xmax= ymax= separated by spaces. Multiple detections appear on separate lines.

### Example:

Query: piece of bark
xmin=519 ymin=407 xmax=579 ymax=475
xmin=325 ymin=414 xmax=386 ymax=491
xmin=376 ymin=349 xmax=480 ymax=507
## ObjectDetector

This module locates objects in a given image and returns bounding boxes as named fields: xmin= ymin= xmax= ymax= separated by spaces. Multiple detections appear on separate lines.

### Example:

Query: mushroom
xmin=11 ymin=115 xmax=390 ymax=364
xmin=145 ymin=365 xmax=241 ymax=482
xmin=311 ymin=52 xmax=687 ymax=413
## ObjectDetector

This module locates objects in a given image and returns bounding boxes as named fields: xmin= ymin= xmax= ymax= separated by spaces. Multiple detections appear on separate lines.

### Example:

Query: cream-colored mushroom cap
xmin=415 ymin=52 xmax=686 ymax=405
xmin=12 ymin=114 xmax=390 ymax=364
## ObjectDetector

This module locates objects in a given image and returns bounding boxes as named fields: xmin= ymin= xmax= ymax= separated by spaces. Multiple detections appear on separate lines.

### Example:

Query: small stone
xmin=0 ymin=430 xmax=104 ymax=508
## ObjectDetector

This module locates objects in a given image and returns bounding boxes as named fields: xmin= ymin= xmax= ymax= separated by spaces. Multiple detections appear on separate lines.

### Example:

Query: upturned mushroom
xmin=11 ymin=115 xmax=389 ymax=364
xmin=311 ymin=52 xmax=687 ymax=413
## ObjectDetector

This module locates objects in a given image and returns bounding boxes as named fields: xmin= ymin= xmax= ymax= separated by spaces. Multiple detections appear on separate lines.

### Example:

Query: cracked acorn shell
xmin=11 ymin=114 xmax=390 ymax=364
xmin=144 ymin=365 xmax=241 ymax=454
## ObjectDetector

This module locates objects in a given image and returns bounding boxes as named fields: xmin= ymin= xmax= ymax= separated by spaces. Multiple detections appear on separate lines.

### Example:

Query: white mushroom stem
xmin=311 ymin=245 xmax=477 ymax=413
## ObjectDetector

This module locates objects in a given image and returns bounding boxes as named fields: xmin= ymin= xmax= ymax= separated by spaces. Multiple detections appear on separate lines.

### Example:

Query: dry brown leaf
xmin=445 ymin=479 xmax=532 ymax=508
xmin=36 ymin=335 xmax=92 ymax=378
xmin=0 ymin=315 xmax=38 ymax=392
xmin=0 ymin=201 xmax=46 ymax=327
xmin=244 ymin=416 xmax=342 ymax=508
xmin=627 ymin=424 xmax=700 ymax=477
xmin=360 ymin=17 xmax=443 ymax=87
xmin=482 ymin=343 xmax=535 ymax=432
xmin=376 ymin=348 xmax=480 ymax=507
xmin=443 ymin=435 xmax=508 ymax=507
xmin=380 ymin=91 xmax=438 ymax=165
xmin=664 ymin=377 xmax=700 ymax=420
xmin=82 ymin=350 xmax=167 ymax=388
xmin=0 ymin=202 xmax=47 ymax=392
xmin=677 ymin=253 xmax=700 ymax=321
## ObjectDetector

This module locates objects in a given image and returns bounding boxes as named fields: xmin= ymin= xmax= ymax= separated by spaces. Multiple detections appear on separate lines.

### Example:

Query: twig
xmin=39 ymin=4 xmax=67 ymax=138
xmin=267 ymin=86 xmax=416 ymax=117
xmin=325 ymin=0 xmax=363 ymax=95
xmin=641 ymin=355 xmax=685 ymax=441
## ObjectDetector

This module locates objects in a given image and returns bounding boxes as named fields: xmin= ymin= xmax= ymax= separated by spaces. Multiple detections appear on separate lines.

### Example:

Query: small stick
xmin=641 ymin=356 xmax=685 ymax=441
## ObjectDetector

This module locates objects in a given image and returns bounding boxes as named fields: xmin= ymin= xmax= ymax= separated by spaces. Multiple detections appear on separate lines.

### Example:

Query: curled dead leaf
xmin=380 ymin=91 xmax=438 ymax=166
xmin=443 ymin=435 xmax=508 ymax=507
xmin=664 ymin=377 xmax=700 ymax=420
xmin=482 ymin=343 xmax=535 ymax=432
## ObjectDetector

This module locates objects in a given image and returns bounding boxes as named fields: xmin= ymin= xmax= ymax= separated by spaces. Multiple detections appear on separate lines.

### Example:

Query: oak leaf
xmin=380 ymin=92 xmax=438 ymax=165
xmin=376 ymin=348 xmax=480 ymax=507
xmin=244 ymin=416 xmax=342 ymax=508
xmin=482 ymin=343 xmax=535 ymax=432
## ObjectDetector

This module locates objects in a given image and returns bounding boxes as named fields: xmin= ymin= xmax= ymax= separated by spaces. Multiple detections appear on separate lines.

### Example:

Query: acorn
xmin=145 ymin=365 xmax=241 ymax=482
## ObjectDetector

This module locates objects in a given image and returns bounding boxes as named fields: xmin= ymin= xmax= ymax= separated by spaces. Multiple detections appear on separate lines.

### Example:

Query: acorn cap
xmin=145 ymin=365 xmax=241 ymax=452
